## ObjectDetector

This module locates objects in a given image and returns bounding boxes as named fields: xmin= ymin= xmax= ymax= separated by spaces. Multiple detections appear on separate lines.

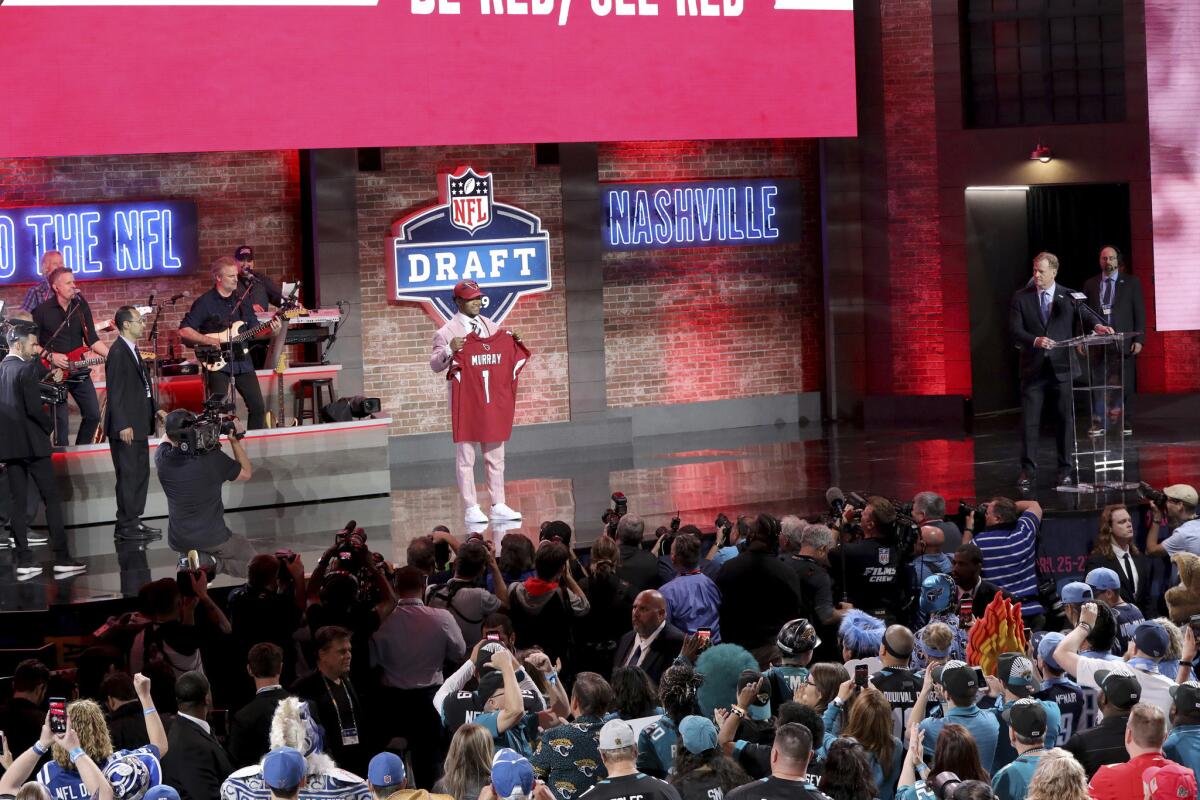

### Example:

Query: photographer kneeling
xmin=156 ymin=405 xmax=255 ymax=577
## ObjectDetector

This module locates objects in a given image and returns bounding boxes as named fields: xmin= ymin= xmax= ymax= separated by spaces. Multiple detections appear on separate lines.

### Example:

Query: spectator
xmin=777 ymin=515 xmax=808 ymax=559
xmin=221 ymin=696 xmax=370 ymax=800
xmin=161 ymin=671 xmax=229 ymax=800
xmin=1030 ymin=633 xmax=1086 ymax=745
xmin=966 ymin=498 xmax=1045 ymax=624
xmin=829 ymin=498 xmax=902 ymax=623
xmin=1165 ymin=678 xmax=1200 ymax=784
xmin=912 ymin=661 xmax=1000 ymax=773
xmin=367 ymin=751 xmax=446 ymax=800
xmin=909 ymin=526 xmax=952 ymax=624
xmin=434 ymin=724 xmax=493 ymax=800
xmin=724 ymin=723 xmax=827 ymax=800
xmin=613 ymin=591 xmax=685 ymax=685
xmin=1086 ymin=567 xmax=1143 ymax=651
xmin=781 ymin=525 xmax=843 ymax=660
xmin=984 ymin=652 xmax=1061 ymax=770
xmin=76 ymin=646 xmax=123 ymax=704
xmin=228 ymin=643 xmax=290 ymax=768
xmin=716 ymin=515 xmax=803 ymax=665
xmin=1154 ymin=617 xmax=1185 ymax=680
xmin=1063 ymin=669 xmax=1141 ymax=777
xmin=427 ymin=539 xmax=509 ymax=647
xmin=226 ymin=553 xmax=305 ymax=686
xmin=718 ymin=702 xmax=826 ymax=782
xmin=481 ymin=748 xmax=550 ymax=800
xmin=765 ymin=619 xmax=819 ymax=714
xmin=574 ymin=536 xmax=634 ymax=679
xmin=100 ymin=673 xmax=151 ymax=752
xmin=709 ymin=518 xmax=744 ymax=566
xmin=508 ymin=542 xmax=590 ymax=665
xmin=1057 ymin=588 xmax=1121 ymax=662
xmin=897 ymin=723 xmax=990 ymax=800
xmin=434 ymin=640 xmax=563 ymax=740
xmin=990 ymin=698 xmax=1049 ymax=800
xmin=1024 ymin=749 xmax=1091 ymax=800
xmin=667 ymin=716 xmax=750 ymax=800
xmin=0 ymin=659 xmax=51 ymax=756
xmin=1088 ymin=703 xmax=1187 ymax=800
xmin=292 ymin=625 xmax=371 ymax=777
xmin=950 ymin=544 xmax=1009 ymax=621
xmin=798 ymin=663 xmax=849 ymax=720
xmin=660 ymin=534 xmax=722 ymax=639
xmin=407 ymin=536 xmax=438 ymax=578
xmin=637 ymin=665 xmax=701 ymax=779
xmin=530 ymin=672 xmax=614 ymax=797
xmin=1144 ymin=766 xmax=1200 ymax=800
xmin=488 ymin=533 xmax=536 ymax=594
xmin=817 ymin=737 xmax=875 ymax=800
xmin=608 ymin=667 xmax=662 ymax=734
xmin=869 ymin=625 xmax=920 ymax=742
xmin=569 ymin=720 xmax=679 ymax=800
xmin=911 ymin=580 xmax=967 ymax=673
xmin=1145 ymin=484 xmax=1200 ymax=560
xmin=912 ymin=492 xmax=963 ymax=553
xmin=615 ymin=516 xmax=660 ymax=596
xmin=1084 ymin=504 xmax=1150 ymax=609
xmin=830 ymin=687 xmax=902 ymax=800
xmin=837 ymin=610 xmax=884 ymax=667
xmin=473 ymin=649 xmax=540 ymax=757
xmin=3 ymin=716 xmax=112 ymax=800
xmin=260 ymin=747 xmax=307 ymax=800
xmin=653 ymin=526 xmax=721 ymax=586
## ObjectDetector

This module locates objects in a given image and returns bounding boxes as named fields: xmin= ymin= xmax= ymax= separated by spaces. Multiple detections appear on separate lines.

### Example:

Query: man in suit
xmin=951 ymin=543 xmax=1012 ymax=620
xmin=430 ymin=280 xmax=523 ymax=525
xmin=0 ymin=319 xmax=84 ymax=578
xmin=162 ymin=671 xmax=233 ymax=800
xmin=1083 ymin=246 xmax=1147 ymax=435
xmin=1010 ymin=251 xmax=1113 ymax=488
xmin=105 ymin=306 xmax=162 ymax=542
xmin=616 ymin=515 xmax=661 ymax=595
xmin=228 ymin=643 xmax=290 ymax=768
xmin=613 ymin=590 xmax=685 ymax=684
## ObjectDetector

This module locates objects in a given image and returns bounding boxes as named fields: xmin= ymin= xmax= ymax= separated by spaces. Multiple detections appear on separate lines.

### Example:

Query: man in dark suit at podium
xmin=1082 ymin=246 xmax=1146 ymax=436
xmin=1010 ymin=252 xmax=1112 ymax=489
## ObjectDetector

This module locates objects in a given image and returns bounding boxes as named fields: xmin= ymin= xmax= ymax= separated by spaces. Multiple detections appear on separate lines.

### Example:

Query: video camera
xmin=173 ymin=394 xmax=242 ymax=455
xmin=39 ymin=380 xmax=68 ymax=406
xmin=322 ymin=520 xmax=388 ymax=606
xmin=601 ymin=491 xmax=628 ymax=536
xmin=1139 ymin=481 xmax=1168 ymax=507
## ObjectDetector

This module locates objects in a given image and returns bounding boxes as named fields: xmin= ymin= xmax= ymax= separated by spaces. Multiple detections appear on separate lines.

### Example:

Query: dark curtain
xmin=1026 ymin=184 xmax=1133 ymax=290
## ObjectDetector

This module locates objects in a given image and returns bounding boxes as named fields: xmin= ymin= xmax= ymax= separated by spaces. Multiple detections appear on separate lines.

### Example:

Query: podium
xmin=1052 ymin=332 xmax=1138 ymax=493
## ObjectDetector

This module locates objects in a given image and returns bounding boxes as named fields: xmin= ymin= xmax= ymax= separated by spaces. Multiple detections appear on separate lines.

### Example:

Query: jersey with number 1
xmin=447 ymin=332 xmax=531 ymax=444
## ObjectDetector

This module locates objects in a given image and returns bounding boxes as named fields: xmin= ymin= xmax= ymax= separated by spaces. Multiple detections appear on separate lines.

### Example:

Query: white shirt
xmin=627 ymin=620 xmax=668 ymax=667
xmin=177 ymin=711 xmax=212 ymax=735
xmin=1111 ymin=544 xmax=1138 ymax=593
xmin=1074 ymin=655 xmax=1174 ymax=717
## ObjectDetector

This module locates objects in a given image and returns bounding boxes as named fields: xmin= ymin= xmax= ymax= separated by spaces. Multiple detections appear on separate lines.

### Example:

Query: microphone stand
xmin=146 ymin=302 xmax=163 ymax=411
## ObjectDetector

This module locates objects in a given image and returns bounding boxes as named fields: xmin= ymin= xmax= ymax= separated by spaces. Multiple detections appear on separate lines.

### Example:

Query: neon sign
xmin=0 ymin=200 xmax=199 ymax=285
xmin=602 ymin=179 xmax=803 ymax=250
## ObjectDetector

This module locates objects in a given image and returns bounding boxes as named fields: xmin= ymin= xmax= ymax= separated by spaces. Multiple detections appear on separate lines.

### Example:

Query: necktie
xmin=627 ymin=643 xmax=642 ymax=667
xmin=1123 ymin=553 xmax=1135 ymax=591
xmin=1040 ymin=291 xmax=1051 ymax=324
xmin=470 ymin=319 xmax=480 ymax=336
xmin=1102 ymin=278 xmax=1114 ymax=307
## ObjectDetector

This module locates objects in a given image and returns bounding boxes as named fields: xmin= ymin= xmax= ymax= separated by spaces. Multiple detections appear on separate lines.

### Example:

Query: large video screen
xmin=0 ymin=0 xmax=856 ymax=159
xmin=1148 ymin=0 xmax=1200 ymax=331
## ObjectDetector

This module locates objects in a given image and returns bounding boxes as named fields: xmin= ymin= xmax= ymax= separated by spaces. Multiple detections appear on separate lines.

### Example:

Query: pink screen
xmin=0 ymin=1 xmax=856 ymax=158
xmin=1148 ymin=0 xmax=1200 ymax=331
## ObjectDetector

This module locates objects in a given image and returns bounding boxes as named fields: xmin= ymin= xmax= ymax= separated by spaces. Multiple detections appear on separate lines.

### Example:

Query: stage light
xmin=1030 ymin=144 xmax=1053 ymax=163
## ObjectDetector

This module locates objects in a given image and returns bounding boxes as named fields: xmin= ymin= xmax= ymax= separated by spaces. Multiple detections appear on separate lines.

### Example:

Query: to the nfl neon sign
xmin=387 ymin=167 xmax=552 ymax=326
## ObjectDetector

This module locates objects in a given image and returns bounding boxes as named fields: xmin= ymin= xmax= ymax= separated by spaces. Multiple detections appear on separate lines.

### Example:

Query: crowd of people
xmin=4 ymin=488 xmax=1200 ymax=800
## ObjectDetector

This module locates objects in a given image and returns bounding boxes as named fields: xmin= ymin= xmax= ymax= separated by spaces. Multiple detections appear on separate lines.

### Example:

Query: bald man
xmin=909 ymin=525 xmax=953 ymax=623
xmin=614 ymin=590 xmax=685 ymax=683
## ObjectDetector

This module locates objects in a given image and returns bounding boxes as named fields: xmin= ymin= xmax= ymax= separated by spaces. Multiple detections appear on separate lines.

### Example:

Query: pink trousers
xmin=456 ymin=441 xmax=505 ymax=509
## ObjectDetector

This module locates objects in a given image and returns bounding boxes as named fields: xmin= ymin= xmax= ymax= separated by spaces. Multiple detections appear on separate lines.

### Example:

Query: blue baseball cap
xmin=1086 ymin=567 xmax=1122 ymax=591
xmin=103 ymin=748 xmax=163 ymax=800
xmin=1135 ymin=621 xmax=1171 ymax=659
xmin=368 ymin=752 xmax=407 ymax=789
xmin=1061 ymin=581 xmax=1094 ymax=605
xmin=142 ymin=788 xmax=179 ymax=800
xmin=262 ymin=747 xmax=306 ymax=792
xmin=1036 ymin=632 xmax=1066 ymax=672
xmin=679 ymin=715 xmax=719 ymax=755
xmin=492 ymin=748 xmax=535 ymax=800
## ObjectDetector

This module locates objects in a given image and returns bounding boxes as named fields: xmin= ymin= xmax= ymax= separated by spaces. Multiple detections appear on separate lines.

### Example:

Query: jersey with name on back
xmin=447 ymin=331 xmax=530 ymax=444
xmin=579 ymin=773 xmax=682 ymax=800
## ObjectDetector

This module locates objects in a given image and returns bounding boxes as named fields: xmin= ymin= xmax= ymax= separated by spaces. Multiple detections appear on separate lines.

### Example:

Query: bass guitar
xmin=196 ymin=307 xmax=308 ymax=372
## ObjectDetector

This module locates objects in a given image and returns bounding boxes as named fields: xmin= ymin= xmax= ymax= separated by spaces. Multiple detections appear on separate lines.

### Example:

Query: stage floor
xmin=3 ymin=414 xmax=1196 ymax=611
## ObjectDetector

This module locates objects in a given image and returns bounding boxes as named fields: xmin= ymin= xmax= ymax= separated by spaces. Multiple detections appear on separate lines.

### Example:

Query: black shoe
xmin=52 ymin=559 xmax=87 ymax=574
xmin=135 ymin=522 xmax=162 ymax=535
xmin=1017 ymin=471 xmax=1035 ymax=490
xmin=1057 ymin=469 xmax=1077 ymax=487
xmin=115 ymin=528 xmax=161 ymax=543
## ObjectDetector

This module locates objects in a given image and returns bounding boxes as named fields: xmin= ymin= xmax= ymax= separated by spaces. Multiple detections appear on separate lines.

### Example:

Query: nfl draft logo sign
xmin=387 ymin=167 xmax=551 ymax=325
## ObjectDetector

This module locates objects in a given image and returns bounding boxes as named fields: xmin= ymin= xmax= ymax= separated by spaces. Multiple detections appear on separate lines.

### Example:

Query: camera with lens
xmin=601 ymin=491 xmax=628 ymax=536
xmin=174 ymin=394 xmax=242 ymax=455
xmin=929 ymin=772 xmax=963 ymax=800
xmin=959 ymin=499 xmax=982 ymax=516
xmin=1139 ymin=481 xmax=1168 ymax=507
xmin=322 ymin=520 xmax=386 ymax=606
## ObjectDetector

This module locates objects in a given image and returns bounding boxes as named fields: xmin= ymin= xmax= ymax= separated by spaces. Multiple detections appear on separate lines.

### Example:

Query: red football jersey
xmin=447 ymin=331 xmax=532 ymax=444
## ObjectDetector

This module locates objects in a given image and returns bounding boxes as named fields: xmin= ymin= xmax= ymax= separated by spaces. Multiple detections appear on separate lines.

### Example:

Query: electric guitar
xmin=41 ymin=305 xmax=154 ymax=374
xmin=264 ymin=348 xmax=299 ymax=429
xmin=197 ymin=307 xmax=308 ymax=372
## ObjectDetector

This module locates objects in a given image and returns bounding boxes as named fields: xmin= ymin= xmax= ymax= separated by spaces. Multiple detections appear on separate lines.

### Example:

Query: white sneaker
xmin=26 ymin=532 xmax=48 ymax=545
xmin=464 ymin=505 xmax=488 ymax=524
xmin=15 ymin=564 xmax=42 ymax=580
xmin=490 ymin=503 xmax=522 ymax=521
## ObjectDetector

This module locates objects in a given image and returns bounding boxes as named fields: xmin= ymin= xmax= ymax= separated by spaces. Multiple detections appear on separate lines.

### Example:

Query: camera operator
xmin=1144 ymin=484 xmax=1200 ymax=560
xmin=156 ymin=407 xmax=254 ymax=577
xmin=226 ymin=552 xmax=307 ymax=688
xmin=828 ymin=497 xmax=902 ymax=624
xmin=616 ymin=514 xmax=661 ymax=595
xmin=912 ymin=492 xmax=963 ymax=553
xmin=963 ymin=498 xmax=1045 ymax=628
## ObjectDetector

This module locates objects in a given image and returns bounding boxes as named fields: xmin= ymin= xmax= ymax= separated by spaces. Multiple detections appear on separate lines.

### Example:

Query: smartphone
xmin=486 ymin=633 xmax=501 ymax=642
xmin=1189 ymin=614 xmax=1200 ymax=637
xmin=1023 ymin=626 xmax=1032 ymax=643
xmin=854 ymin=664 xmax=869 ymax=689
xmin=49 ymin=698 xmax=67 ymax=734
xmin=973 ymin=667 xmax=986 ymax=686
xmin=697 ymin=627 xmax=712 ymax=641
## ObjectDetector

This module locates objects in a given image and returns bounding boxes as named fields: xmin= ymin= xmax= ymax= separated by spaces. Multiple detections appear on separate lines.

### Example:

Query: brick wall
xmin=598 ymin=140 xmax=825 ymax=409
xmin=355 ymin=146 xmax=570 ymax=437
xmin=0 ymin=151 xmax=301 ymax=374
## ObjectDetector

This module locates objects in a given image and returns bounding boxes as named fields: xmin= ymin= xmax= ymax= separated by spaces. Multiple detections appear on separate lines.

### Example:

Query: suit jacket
xmin=1082 ymin=272 xmax=1146 ymax=349
xmin=1010 ymin=284 xmax=1084 ymax=381
xmin=430 ymin=312 xmax=498 ymax=375
xmin=970 ymin=579 xmax=1012 ymax=619
xmin=0 ymin=355 xmax=53 ymax=460
xmin=104 ymin=339 xmax=157 ymax=439
xmin=617 ymin=544 xmax=662 ymax=595
xmin=161 ymin=714 xmax=233 ymax=800
xmin=613 ymin=623 xmax=685 ymax=684
xmin=228 ymin=687 xmax=290 ymax=768
xmin=1084 ymin=551 xmax=1152 ymax=609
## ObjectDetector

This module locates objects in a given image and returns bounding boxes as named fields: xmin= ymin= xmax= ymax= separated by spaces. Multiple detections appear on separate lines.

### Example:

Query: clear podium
xmin=1051 ymin=332 xmax=1138 ymax=493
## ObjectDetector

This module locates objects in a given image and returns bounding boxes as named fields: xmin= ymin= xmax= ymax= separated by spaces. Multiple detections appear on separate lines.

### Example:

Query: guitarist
xmin=234 ymin=245 xmax=284 ymax=370
xmin=179 ymin=256 xmax=279 ymax=430
xmin=32 ymin=267 xmax=108 ymax=446
xmin=104 ymin=306 xmax=163 ymax=543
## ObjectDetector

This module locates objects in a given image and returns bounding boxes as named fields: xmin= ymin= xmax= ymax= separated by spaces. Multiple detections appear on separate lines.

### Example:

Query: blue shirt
xmin=991 ymin=749 xmax=1047 ymax=800
xmin=919 ymin=704 xmax=1000 ymax=773
xmin=972 ymin=512 xmax=1044 ymax=615
xmin=636 ymin=716 xmax=678 ymax=777
xmin=21 ymin=280 xmax=54 ymax=312
xmin=659 ymin=572 xmax=722 ymax=639
xmin=822 ymin=702 xmax=901 ymax=800
xmin=712 ymin=545 xmax=740 ymax=565
xmin=39 ymin=745 xmax=161 ymax=800
xmin=909 ymin=554 xmax=953 ymax=625
xmin=1165 ymin=724 xmax=1200 ymax=786
xmin=477 ymin=709 xmax=540 ymax=758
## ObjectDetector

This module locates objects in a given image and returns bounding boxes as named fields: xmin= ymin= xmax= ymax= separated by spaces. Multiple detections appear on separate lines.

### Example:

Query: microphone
xmin=147 ymin=293 xmax=155 ymax=307
xmin=168 ymin=291 xmax=191 ymax=304
xmin=826 ymin=487 xmax=846 ymax=518
xmin=1068 ymin=292 xmax=1109 ymax=329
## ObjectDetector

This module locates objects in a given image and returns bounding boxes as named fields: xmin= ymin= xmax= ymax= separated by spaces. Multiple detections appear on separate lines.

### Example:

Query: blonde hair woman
xmin=1026 ymin=748 xmax=1090 ymax=800
xmin=435 ymin=723 xmax=494 ymax=800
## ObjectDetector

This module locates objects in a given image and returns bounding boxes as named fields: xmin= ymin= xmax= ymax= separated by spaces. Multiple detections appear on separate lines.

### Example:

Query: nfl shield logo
xmin=878 ymin=548 xmax=891 ymax=565
xmin=447 ymin=167 xmax=493 ymax=234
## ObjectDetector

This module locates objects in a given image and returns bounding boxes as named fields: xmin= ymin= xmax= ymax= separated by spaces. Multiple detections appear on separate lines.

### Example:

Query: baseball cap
xmin=1085 ymin=567 xmax=1122 ymax=591
xmin=262 ymin=747 xmax=306 ymax=792
xmin=475 ymin=670 xmax=506 ymax=705
xmin=1095 ymin=669 xmax=1141 ymax=709
xmin=453 ymin=280 xmax=483 ymax=301
xmin=1035 ymin=632 xmax=1066 ymax=673
xmin=679 ymin=715 xmax=719 ymax=755
xmin=933 ymin=660 xmax=978 ymax=698
xmin=1171 ymin=681 xmax=1200 ymax=715
xmin=367 ymin=752 xmax=407 ymax=789
xmin=1165 ymin=485 xmax=1200 ymax=507
xmin=996 ymin=652 xmax=1042 ymax=696
xmin=1135 ymin=621 xmax=1171 ymax=659
xmin=103 ymin=749 xmax=163 ymax=800
xmin=736 ymin=670 xmax=771 ymax=706
xmin=142 ymin=788 xmax=180 ymax=800
xmin=491 ymin=748 xmax=535 ymax=800
xmin=1060 ymin=581 xmax=1094 ymax=605
xmin=476 ymin=641 xmax=507 ymax=674
xmin=1144 ymin=763 xmax=1199 ymax=800
xmin=598 ymin=719 xmax=637 ymax=751
xmin=234 ymin=245 xmax=254 ymax=261
xmin=1002 ymin=697 xmax=1047 ymax=738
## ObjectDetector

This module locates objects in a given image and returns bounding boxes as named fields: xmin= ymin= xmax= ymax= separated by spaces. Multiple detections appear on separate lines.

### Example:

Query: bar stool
xmin=293 ymin=378 xmax=336 ymax=425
